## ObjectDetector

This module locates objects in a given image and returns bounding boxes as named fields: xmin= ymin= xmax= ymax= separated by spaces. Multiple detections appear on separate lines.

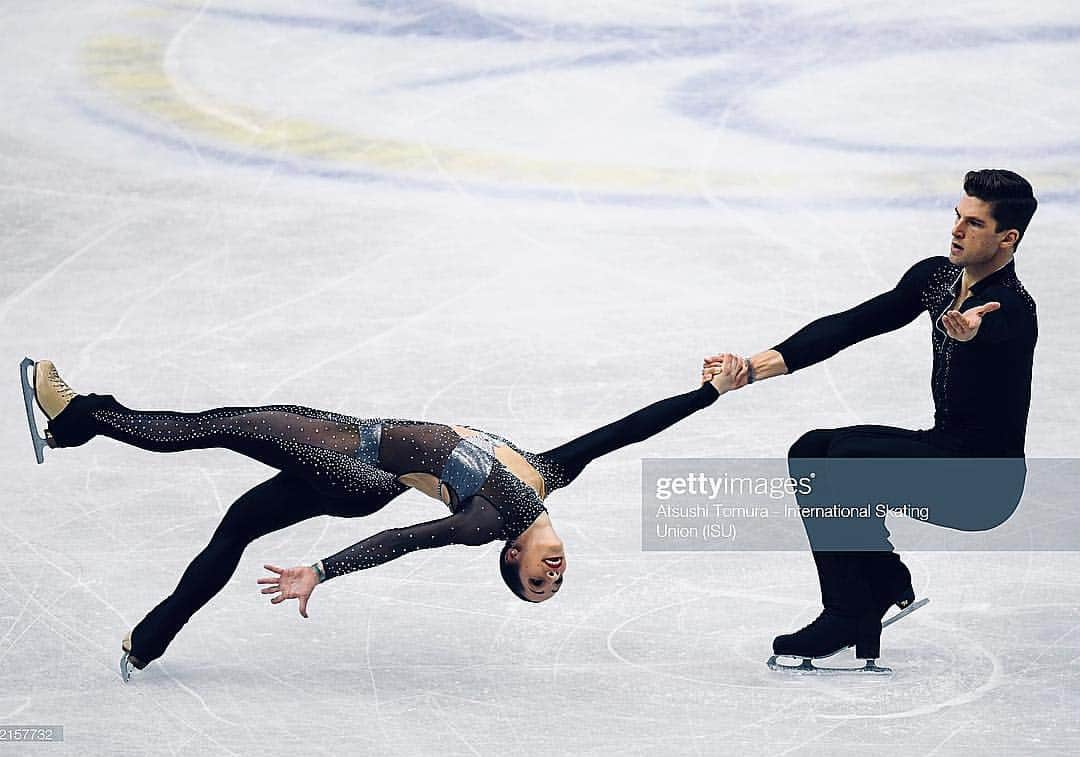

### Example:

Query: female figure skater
xmin=21 ymin=355 xmax=747 ymax=680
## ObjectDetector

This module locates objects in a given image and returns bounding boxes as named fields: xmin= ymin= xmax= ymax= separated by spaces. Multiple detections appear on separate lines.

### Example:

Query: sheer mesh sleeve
xmin=535 ymin=383 xmax=720 ymax=491
xmin=318 ymin=495 xmax=505 ymax=580
xmin=771 ymin=256 xmax=937 ymax=373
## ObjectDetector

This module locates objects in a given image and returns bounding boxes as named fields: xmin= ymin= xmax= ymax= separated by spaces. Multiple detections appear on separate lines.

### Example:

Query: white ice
xmin=2 ymin=1 xmax=1079 ymax=755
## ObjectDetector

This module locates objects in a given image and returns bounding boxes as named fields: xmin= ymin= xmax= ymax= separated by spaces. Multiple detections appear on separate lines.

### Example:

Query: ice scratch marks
xmin=154 ymin=662 xmax=243 ymax=728
xmin=164 ymin=0 xmax=265 ymax=138
xmin=429 ymin=691 xmax=483 ymax=757
xmin=364 ymin=601 xmax=392 ymax=748
xmin=820 ymin=615 xmax=1002 ymax=721
xmin=0 ymin=697 xmax=31 ymax=721
xmin=604 ymin=594 xmax=761 ymax=692
xmin=254 ymin=266 xmax=493 ymax=403
xmin=72 ymin=250 xmax=211 ymax=380
xmin=0 ymin=218 xmax=130 ymax=327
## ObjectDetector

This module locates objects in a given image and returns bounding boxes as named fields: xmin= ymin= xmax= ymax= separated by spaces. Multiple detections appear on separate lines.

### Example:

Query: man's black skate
xmin=869 ymin=551 xmax=916 ymax=618
xmin=772 ymin=608 xmax=878 ymax=659
xmin=767 ymin=598 xmax=929 ymax=675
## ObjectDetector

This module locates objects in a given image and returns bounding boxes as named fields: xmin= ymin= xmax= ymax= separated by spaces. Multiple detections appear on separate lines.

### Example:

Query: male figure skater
xmin=704 ymin=169 xmax=1038 ymax=672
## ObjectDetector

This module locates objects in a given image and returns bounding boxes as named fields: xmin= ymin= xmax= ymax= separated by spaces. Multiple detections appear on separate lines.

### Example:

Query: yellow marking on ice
xmin=81 ymin=35 xmax=708 ymax=193
xmin=82 ymin=35 xmax=1080 ymax=197
xmin=127 ymin=7 xmax=172 ymax=19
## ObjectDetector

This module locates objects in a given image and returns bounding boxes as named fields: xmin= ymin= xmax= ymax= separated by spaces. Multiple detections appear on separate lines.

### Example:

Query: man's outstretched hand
xmin=259 ymin=564 xmax=318 ymax=618
xmin=942 ymin=301 xmax=1000 ymax=342
xmin=701 ymin=353 xmax=749 ymax=395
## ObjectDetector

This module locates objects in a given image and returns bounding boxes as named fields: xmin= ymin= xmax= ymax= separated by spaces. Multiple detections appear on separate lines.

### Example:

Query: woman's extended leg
xmin=47 ymin=392 xmax=401 ymax=499
xmin=127 ymin=470 xmax=406 ymax=667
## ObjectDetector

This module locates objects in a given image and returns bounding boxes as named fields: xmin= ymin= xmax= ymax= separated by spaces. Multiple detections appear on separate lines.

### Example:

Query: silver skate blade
xmin=882 ymin=597 xmax=929 ymax=629
xmin=120 ymin=651 xmax=134 ymax=683
xmin=767 ymin=655 xmax=893 ymax=676
xmin=19 ymin=357 xmax=47 ymax=464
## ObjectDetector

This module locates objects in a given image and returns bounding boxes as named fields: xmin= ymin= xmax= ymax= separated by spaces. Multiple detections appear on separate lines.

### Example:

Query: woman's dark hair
xmin=499 ymin=541 xmax=533 ymax=602
xmin=963 ymin=169 xmax=1038 ymax=251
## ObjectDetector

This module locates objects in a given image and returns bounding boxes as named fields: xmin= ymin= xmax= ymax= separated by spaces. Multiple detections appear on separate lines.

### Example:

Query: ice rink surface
xmin=2 ymin=1 xmax=1079 ymax=754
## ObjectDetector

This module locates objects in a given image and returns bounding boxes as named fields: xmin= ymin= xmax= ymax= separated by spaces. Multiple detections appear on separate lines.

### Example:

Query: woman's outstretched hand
xmin=259 ymin=564 xmax=318 ymax=618
xmin=701 ymin=353 xmax=748 ymax=395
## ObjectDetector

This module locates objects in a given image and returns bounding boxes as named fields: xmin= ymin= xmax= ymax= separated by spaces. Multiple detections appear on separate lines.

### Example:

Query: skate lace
xmin=47 ymin=367 xmax=76 ymax=400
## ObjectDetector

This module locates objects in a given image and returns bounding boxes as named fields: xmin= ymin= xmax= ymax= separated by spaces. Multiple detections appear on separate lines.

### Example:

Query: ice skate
xmin=869 ymin=551 xmax=916 ymax=619
xmin=766 ymin=598 xmax=929 ymax=675
xmin=19 ymin=357 xmax=78 ymax=464
xmin=120 ymin=630 xmax=147 ymax=683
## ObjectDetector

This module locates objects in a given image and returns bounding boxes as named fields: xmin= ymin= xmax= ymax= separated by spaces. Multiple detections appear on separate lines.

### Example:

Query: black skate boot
xmin=771 ymin=608 xmax=881 ymax=659
xmin=869 ymin=551 xmax=915 ymax=614
xmin=769 ymin=552 xmax=889 ymax=675
xmin=866 ymin=550 xmax=930 ymax=629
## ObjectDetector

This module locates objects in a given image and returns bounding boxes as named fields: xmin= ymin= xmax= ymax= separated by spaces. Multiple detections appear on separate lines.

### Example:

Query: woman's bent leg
xmin=128 ymin=471 xmax=405 ymax=666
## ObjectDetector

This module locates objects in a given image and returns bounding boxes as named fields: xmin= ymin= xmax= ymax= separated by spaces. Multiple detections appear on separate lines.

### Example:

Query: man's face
xmin=950 ymin=193 xmax=1014 ymax=266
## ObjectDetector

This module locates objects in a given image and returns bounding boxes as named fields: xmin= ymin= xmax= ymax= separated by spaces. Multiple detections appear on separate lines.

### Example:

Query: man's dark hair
xmin=963 ymin=169 xmax=1038 ymax=251
xmin=500 ymin=541 xmax=533 ymax=602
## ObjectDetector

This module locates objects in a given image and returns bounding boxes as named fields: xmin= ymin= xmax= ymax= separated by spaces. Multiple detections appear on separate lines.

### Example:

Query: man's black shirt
xmin=771 ymin=256 xmax=1037 ymax=456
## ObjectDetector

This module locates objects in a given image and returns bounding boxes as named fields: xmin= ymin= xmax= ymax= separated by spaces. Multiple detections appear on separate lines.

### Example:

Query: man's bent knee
xmin=789 ymin=429 xmax=833 ymax=460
